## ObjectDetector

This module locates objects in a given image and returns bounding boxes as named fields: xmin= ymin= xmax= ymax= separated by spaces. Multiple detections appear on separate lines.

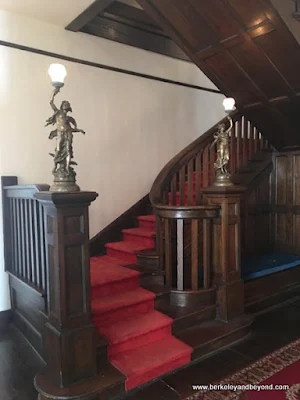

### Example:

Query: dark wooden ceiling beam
xmin=66 ymin=0 xmax=115 ymax=31
xmin=82 ymin=17 xmax=189 ymax=61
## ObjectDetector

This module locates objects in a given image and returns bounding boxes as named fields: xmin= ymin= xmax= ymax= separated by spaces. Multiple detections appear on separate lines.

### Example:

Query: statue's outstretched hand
xmin=80 ymin=129 xmax=86 ymax=135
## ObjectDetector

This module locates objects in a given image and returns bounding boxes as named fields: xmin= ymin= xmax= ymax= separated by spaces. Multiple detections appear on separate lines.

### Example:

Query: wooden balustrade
xmin=155 ymin=205 xmax=219 ymax=291
xmin=150 ymin=111 xmax=266 ymax=293
xmin=155 ymin=113 xmax=266 ymax=213
xmin=2 ymin=177 xmax=49 ymax=294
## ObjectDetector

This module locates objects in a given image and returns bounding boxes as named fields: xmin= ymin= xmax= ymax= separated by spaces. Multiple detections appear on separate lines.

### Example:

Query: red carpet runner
xmin=90 ymin=213 xmax=192 ymax=390
xmin=186 ymin=338 xmax=300 ymax=399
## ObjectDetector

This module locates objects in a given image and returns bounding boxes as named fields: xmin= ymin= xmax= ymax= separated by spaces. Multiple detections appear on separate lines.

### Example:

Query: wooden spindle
xmin=258 ymin=132 xmax=263 ymax=150
xmin=254 ymin=127 xmax=259 ymax=154
xmin=210 ymin=143 xmax=215 ymax=184
xmin=29 ymin=200 xmax=36 ymax=285
xmin=230 ymin=122 xmax=236 ymax=176
xmin=20 ymin=199 xmax=27 ymax=280
xmin=249 ymin=123 xmax=255 ymax=160
xmin=203 ymin=218 xmax=211 ymax=289
xmin=179 ymin=165 xmax=185 ymax=205
xmin=170 ymin=174 xmax=177 ymax=206
xmin=243 ymin=117 xmax=249 ymax=166
xmin=33 ymin=200 xmax=41 ymax=288
xmin=164 ymin=219 xmax=172 ymax=287
xmin=24 ymin=200 xmax=31 ymax=282
xmin=39 ymin=203 xmax=46 ymax=291
xmin=177 ymin=219 xmax=184 ymax=291
xmin=187 ymin=158 xmax=194 ymax=205
xmin=191 ymin=219 xmax=199 ymax=290
xmin=203 ymin=145 xmax=209 ymax=187
xmin=10 ymin=199 xmax=16 ymax=274
xmin=236 ymin=119 xmax=242 ymax=170
xmin=16 ymin=199 xmax=22 ymax=277
xmin=195 ymin=152 xmax=202 ymax=205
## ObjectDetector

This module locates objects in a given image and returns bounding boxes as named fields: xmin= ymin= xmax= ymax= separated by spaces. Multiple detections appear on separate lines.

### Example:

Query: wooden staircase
xmin=2 ymin=111 xmax=288 ymax=400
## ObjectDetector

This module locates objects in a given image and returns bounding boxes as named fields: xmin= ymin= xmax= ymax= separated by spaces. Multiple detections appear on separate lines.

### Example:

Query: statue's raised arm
xmin=225 ymin=116 xmax=233 ymax=133
xmin=50 ymin=88 xmax=60 ymax=112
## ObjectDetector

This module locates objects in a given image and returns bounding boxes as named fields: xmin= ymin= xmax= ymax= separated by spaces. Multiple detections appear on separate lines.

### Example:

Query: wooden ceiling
xmin=133 ymin=0 xmax=300 ymax=150
xmin=68 ymin=0 xmax=300 ymax=150
xmin=66 ymin=0 xmax=189 ymax=61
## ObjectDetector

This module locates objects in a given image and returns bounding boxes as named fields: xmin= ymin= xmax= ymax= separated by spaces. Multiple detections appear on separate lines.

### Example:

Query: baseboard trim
xmin=0 ymin=309 xmax=12 ymax=330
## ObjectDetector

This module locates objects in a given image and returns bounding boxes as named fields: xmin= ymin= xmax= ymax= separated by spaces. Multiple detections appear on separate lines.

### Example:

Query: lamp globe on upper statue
xmin=48 ymin=63 xmax=67 ymax=89
xmin=223 ymin=97 xmax=235 ymax=114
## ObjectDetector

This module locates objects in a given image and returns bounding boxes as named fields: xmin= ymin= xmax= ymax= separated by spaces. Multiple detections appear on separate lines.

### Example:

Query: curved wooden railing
xmin=2 ymin=178 xmax=50 ymax=294
xmin=150 ymin=111 xmax=269 ymax=292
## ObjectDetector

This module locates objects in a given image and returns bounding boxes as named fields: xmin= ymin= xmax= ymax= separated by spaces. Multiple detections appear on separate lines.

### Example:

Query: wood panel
xmin=242 ymin=168 xmax=273 ymax=258
xmin=67 ymin=0 xmax=189 ymax=61
xmin=9 ymin=274 xmax=46 ymax=359
xmin=272 ymin=151 xmax=300 ymax=253
xmin=137 ymin=0 xmax=300 ymax=149
xmin=0 ymin=310 xmax=12 ymax=331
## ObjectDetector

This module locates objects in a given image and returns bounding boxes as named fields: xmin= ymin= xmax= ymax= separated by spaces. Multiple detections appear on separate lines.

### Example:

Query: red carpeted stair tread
xmin=91 ymin=263 xmax=140 ymax=287
xmin=91 ymin=255 xmax=129 ymax=266
xmin=92 ymin=288 xmax=155 ymax=315
xmin=122 ymin=227 xmax=155 ymax=238
xmin=137 ymin=214 xmax=155 ymax=223
xmin=105 ymin=241 xmax=154 ymax=253
xmin=110 ymin=336 xmax=193 ymax=389
xmin=100 ymin=310 xmax=173 ymax=345
xmin=122 ymin=227 xmax=156 ymax=247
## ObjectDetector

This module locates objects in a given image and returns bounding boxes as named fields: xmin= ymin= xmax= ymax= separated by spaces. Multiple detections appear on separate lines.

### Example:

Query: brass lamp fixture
xmin=211 ymin=97 xmax=235 ymax=187
xmin=46 ymin=63 xmax=86 ymax=192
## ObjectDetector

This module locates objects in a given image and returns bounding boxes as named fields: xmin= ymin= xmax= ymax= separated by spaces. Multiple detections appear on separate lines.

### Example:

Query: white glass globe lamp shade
xmin=223 ymin=97 xmax=235 ymax=114
xmin=48 ymin=64 xmax=67 ymax=88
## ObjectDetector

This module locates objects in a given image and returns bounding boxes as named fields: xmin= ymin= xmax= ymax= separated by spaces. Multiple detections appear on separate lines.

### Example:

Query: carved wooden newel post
xmin=34 ymin=191 xmax=103 ymax=400
xmin=203 ymin=186 xmax=249 ymax=322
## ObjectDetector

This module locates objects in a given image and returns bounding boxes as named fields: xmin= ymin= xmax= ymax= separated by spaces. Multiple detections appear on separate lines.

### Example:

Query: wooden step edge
xmin=125 ymin=264 xmax=164 ymax=275
xmin=143 ymin=283 xmax=171 ymax=298
xmin=177 ymin=314 xmax=253 ymax=361
xmin=172 ymin=305 xmax=216 ymax=334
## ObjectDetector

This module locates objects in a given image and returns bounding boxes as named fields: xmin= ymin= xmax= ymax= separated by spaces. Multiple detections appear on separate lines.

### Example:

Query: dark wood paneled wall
xmin=242 ymin=167 xmax=273 ymax=258
xmin=272 ymin=151 xmax=300 ymax=253
xmin=9 ymin=274 xmax=46 ymax=360
xmin=137 ymin=0 xmax=300 ymax=150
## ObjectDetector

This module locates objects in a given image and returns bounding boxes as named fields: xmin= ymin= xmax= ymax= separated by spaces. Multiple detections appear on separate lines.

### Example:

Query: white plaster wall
xmin=0 ymin=10 xmax=225 ymax=311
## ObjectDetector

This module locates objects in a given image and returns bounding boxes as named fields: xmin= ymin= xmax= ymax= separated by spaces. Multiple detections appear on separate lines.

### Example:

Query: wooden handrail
xmin=153 ymin=204 xmax=219 ymax=219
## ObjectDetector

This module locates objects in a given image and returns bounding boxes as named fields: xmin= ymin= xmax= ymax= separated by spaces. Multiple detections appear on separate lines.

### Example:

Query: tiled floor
xmin=1 ymin=297 xmax=300 ymax=400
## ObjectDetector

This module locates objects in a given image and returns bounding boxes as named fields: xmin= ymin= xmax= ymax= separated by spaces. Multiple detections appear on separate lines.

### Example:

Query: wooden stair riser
xmin=170 ymin=288 xmax=216 ymax=308
xmin=137 ymin=251 xmax=160 ymax=269
xmin=108 ymin=325 xmax=172 ymax=358
xmin=91 ymin=276 xmax=139 ymax=299
xmin=93 ymin=299 xmax=154 ymax=328
xmin=172 ymin=306 xmax=216 ymax=334
xmin=191 ymin=325 xmax=251 ymax=360
xmin=122 ymin=231 xmax=155 ymax=247
xmin=106 ymin=248 xmax=138 ymax=264
xmin=139 ymin=272 xmax=165 ymax=286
